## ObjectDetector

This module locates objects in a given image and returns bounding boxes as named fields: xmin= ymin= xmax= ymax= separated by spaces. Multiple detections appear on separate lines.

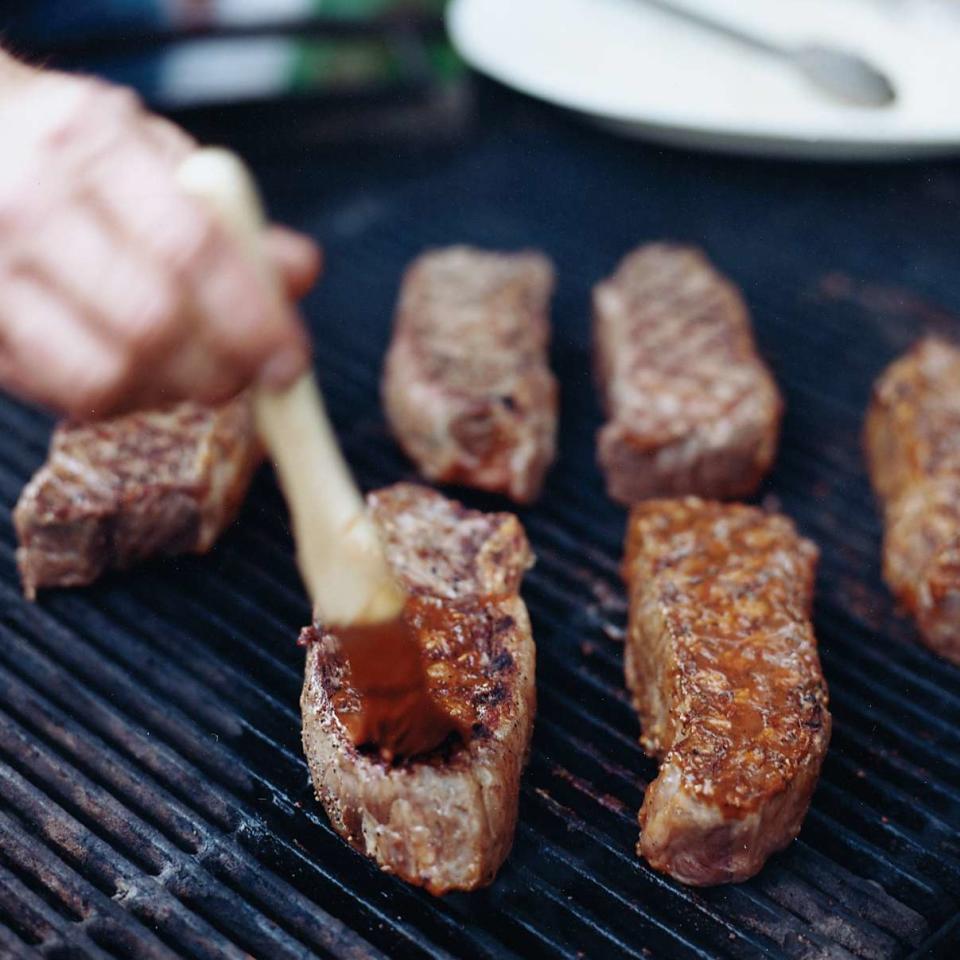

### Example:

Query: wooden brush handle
xmin=177 ymin=149 xmax=405 ymax=626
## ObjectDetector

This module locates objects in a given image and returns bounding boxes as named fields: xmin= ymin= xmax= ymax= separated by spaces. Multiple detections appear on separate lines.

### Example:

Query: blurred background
xmin=3 ymin=1 xmax=470 ymax=151
xmin=5 ymin=0 xmax=960 ymax=158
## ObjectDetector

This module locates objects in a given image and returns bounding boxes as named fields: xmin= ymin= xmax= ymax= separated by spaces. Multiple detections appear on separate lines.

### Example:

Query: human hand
xmin=0 ymin=56 xmax=321 ymax=419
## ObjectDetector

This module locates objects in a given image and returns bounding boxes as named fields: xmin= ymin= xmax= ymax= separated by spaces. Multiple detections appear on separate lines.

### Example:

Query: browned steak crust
xmin=14 ymin=397 xmax=260 ymax=598
xmin=382 ymin=246 xmax=558 ymax=503
xmin=594 ymin=244 xmax=782 ymax=505
xmin=623 ymin=498 xmax=830 ymax=885
xmin=300 ymin=483 xmax=536 ymax=894
xmin=865 ymin=337 xmax=960 ymax=663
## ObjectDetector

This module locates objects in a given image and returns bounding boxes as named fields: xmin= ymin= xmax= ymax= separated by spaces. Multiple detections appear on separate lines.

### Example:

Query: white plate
xmin=447 ymin=0 xmax=960 ymax=160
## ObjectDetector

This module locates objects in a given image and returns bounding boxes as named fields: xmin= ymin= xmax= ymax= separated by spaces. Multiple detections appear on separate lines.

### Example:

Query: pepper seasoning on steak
xmin=300 ymin=483 xmax=536 ymax=894
xmin=865 ymin=336 xmax=960 ymax=664
xmin=14 ymin=396 xmax=260 ymax=598
xmin=383 ymin=246 xmax=558 ymax=503
xmin=594 ymin=244 xmax=782 ymax=505
xmin=622 ymin=497 xmax=830 ymax=885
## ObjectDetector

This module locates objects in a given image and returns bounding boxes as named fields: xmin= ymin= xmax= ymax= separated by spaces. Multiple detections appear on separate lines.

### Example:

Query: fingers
xmin=265 ymin=226 xmax=323 ymax=301
xmin=0 ymin=275 xmax=127 ymax=418
xmin=0 ymin=268 xmax=259 ymax=419
xmin=22 ymin=177 xmax=315 ymax=408
xmin=0 ymin=67 xmax=321 ymax=418
xmin=184 ymin=228 xmax=311 ymax=385
xmin=126 ymin=331 xmax=252 ymax=413
xmin=143 ymin=115 xmax=195 ymax=164
xmin=16 ymin=204 xmax=182 ymax=359
xmin=87 ymin=135 xmax=312 ymax=392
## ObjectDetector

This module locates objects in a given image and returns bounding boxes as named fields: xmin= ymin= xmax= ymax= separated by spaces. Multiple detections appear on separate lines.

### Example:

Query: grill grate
xmin=2 ymin=92 xmax=960 ymax=958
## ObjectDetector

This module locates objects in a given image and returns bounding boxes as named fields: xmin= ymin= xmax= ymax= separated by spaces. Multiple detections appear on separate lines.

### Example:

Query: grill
xmin=2 ymin=83 xmax=960 ymax=959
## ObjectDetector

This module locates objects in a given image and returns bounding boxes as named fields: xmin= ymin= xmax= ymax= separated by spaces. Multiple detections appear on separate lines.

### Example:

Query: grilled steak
xmin=594 ymin=244 xmax=782 ymax=505
xmin=865 ymin=336 xmax=960 ymax=663
xmin=300 ymin=483 xmax=535 ymax=894
xmin=382 ymin=246 xmax=558 ymax=503
xmin=14 ymin=397 xmax=260 ymax=598
xmin=623 ymin=498 xmax=830 ymax=885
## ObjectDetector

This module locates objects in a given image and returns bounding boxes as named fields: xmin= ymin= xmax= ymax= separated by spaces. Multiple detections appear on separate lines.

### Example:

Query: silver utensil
xmin=636 ymin=0 xmax=896 ymax=107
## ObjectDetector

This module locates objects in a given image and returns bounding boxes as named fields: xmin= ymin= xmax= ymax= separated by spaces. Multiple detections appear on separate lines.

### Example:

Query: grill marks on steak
xmin=300 ymin=483 xmax=535 ymax=894
xmin=383 ymin=246 xmax=558 ymax=503
xmin=14 ymin=397 xmax=260 ymax=598
xmin=594 ymin=244 xmax=782 ymax=505
xmin=865 ymin=337 xmax=960 ymax=663
xmin=623 ymin=498 xmax=830 ymax=885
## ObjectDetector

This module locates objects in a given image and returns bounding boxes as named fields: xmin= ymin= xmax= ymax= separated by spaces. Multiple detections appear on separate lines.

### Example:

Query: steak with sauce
xmin=383 ymin=246 xmax=557 ymax=503
xmin=594 ymin=244 xmax=782 ymax=505
xmin=623 ymin=497 xmax=830 ymax=885
xmin=865 ymin=336 xmax=960 ymax=663
xmin=14 ymin=397 xmax=260 ymax=598
xmin=300 ymin=483 xmax=535 ymax=894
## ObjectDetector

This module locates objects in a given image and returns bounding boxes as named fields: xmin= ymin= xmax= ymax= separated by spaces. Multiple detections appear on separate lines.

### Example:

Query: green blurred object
xmin=291 ymin=36 xmax=463 ymax=95
xmin=318 ymin=0 xmax=447 ymax=16
xmin=5 ymin=0 xmax=468 ymax=144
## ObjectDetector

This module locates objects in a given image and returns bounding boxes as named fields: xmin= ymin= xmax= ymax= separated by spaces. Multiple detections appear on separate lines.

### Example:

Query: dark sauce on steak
xmin=328 ymin=605 xmax=459 ymax=763
xmin=309 ymin=594 xmax=516 ymax=763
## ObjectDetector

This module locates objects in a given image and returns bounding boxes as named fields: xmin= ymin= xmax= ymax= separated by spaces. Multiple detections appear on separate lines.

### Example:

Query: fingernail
xmin=259 ymin=345 xmax=308 ymax=389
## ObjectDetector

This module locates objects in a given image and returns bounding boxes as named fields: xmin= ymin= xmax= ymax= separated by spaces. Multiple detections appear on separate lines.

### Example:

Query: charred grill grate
xmin=2 ymin=95 xmax=960 ymax=958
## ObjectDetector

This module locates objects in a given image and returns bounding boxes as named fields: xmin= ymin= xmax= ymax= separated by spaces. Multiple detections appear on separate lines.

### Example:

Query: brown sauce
xmin=329 ymin=594 xmax=513 ymax=762
xmin=625 ymin=500 xmax=827 ymax=813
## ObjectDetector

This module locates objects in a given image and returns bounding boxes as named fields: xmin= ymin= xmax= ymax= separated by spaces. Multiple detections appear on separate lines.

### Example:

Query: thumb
xmin=265 ymin=226 xmax=323 ymax=302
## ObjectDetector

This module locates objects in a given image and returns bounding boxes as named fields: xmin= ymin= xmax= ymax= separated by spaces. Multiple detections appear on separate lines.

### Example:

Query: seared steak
xmin=594 ymin=244 xmax=782 ymax=505
xmin=382 ymin=246 xmax=557 ymax=503
xmin=300 ymin=483 xmax=535 ymax=894
xmin=623 ymin=498 xmax=830 ymax=885
xmin=14 ymin=397 xmax=260 ymax=598
xmin=865 ymin=336 xmax=960 ymax=663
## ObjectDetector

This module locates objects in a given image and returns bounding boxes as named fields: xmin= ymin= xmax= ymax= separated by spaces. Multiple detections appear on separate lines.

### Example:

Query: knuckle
xmin=0 ymin=188 xmax=31 ymax=231
xmin=40 ymin=78 xmax=100 ymax=145
xmin=229 ymin=272 xmax=275 ymax=331
xmin=164 ymin=210 xmax=218 ymax=272
xmin=255 ymin=322 xmax=300 ymax=362
xmin=101 ymin=84 xmax=142 ymax=116
xmin=148 ymin=116 xmax=195 ymax=155
xmin=72 ymin=356 xmax=129 ymax=418
xmin=205 ymin=371 xmax=246 ymax=405
xmin=75 ymin=77 xmax=142 ymax=119
xmin=221 ymin=325 xmax=273 ymax=378
xmin=125 ymin=279 xmax=180 ymax=351
xmin=40 ymin=78 xmax=141 ymax=152
xmin=230 ymin=297 xmax=270 ymax=342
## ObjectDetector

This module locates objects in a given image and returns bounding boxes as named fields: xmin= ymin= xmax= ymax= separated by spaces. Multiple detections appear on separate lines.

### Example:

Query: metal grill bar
xmin=0 ymin=416 xmax=816 ymax=956
xmin=223 ymin=482 xmax=938 ymax=942
xmin=224 ymin=440 xmax=949 ymax=946
xmin=0 ymin=670 xmax=388 ymax=960
xmin=0 ymin=586 xmax=458 ymax=960
xmin=2 ymin=115 xmax=960 ymax=958
xmin=292 ymin=337 xmax=960 ymax=897
xmin=0 ymin=404 xmax=944 ymax=960
xmin=0 ymin=360 xmax=952 ymax=952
